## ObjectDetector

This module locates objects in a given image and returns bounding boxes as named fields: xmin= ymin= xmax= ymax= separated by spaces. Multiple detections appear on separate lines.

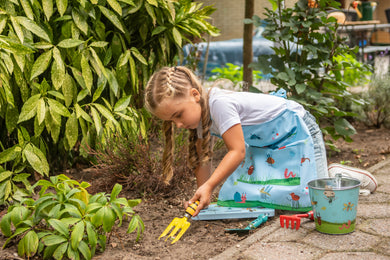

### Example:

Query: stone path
xmin=211 ymin=158 xmax=390 ymax=260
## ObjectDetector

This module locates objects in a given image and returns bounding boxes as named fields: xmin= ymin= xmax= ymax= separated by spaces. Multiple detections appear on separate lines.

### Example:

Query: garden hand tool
xmin=225 ymin=214 xmax=268 ymax=234
xmin=159 ymin=200 xmax=199 ymax=244
xmin=279 ymin=211 xmax=314 ymax=230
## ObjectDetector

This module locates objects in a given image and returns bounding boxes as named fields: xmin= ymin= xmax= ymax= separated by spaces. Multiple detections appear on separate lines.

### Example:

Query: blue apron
xmin=216 ymin=102 xmax=317 ymax=212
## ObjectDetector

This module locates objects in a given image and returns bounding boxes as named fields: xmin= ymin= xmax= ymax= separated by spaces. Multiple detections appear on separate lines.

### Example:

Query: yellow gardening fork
xmin=159 ymin=200 xmax=200 ymax=244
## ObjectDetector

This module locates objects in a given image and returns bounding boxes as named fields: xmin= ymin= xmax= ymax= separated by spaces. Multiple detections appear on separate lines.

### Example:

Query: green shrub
xmin=251 ymin=0 xmax=371 ymax=144
xmin=0 ymin=174 xmax=143 ymax=259
xmin=333 ymin=54 xmax=372 ymax=87
xmin=353 ymin=75 xmax=390 ymax=128
xmin=0 ymin=0 xmax=218 ymax=204
xmin=209 ymin=63 xmax=264 ymax=89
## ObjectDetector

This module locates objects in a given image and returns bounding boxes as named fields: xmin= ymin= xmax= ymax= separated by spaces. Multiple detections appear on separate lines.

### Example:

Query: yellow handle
xmin=185 ymin=200 xmax=200 ymax=216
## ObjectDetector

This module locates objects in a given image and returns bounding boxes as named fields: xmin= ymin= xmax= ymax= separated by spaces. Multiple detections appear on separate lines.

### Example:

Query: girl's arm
xmin=194 ymin=138 xmax=212 ymax=188
xmin=190 ymin=123 xmax=246 ymax=216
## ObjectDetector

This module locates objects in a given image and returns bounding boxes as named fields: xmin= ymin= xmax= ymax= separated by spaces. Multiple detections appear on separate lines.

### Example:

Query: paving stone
xmin=303 ymin=231 xmax=380 ymax=251
xmin=376 ymin=238 xmax=390 ymax=257
xmin=377 ymin=184 xmax=390 ymax=194
xmin=376 ymin=174 xmax=390 ymax=185
xmin=359 ymin=218 xmax=390 ymax=237
xmin=375 ymin=167 xmax=390 ymax=175
xmin=368 ymin=158 xmax=390 ymax=174
xmin=262 ymin=225 xmax=312 ymax=243
xmin=319 ymin=252 xmax=390 ymax=259
xmin=359 ymin=192 xmax=390 ymax=204
xmin=357 ymin=203 xmax=390 ymax=218
xmin=212 ymin=158 xmax=390 ymax=260
xmin=241 ymin=241 xmax=324 ymax=260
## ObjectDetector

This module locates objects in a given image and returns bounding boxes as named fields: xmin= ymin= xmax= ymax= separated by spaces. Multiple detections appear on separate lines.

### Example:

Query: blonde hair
xmin=144 ymin=66 xmax=212 ymax=184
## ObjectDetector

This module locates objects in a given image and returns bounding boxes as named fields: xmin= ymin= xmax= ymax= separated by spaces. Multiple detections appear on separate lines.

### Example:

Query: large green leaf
xmin=144 ymin=2 xmax=156 ymax=25
xmin=10 ymin=16 xmax=24 ymax=44
xmin=127 ymin=214 xmax=144 ymax=241
xmin=81 ymin=55 xmax=93 ymax=93
xmin=57 ymin=38 xmax=85 ymax=48
xmin=0 ymin=16 xmax=7 ymax=34
xmin=107 ymin=0 xmax=122 ymax=15
xmin=37 ymin=98 xmax=46 ymax=125
xmin=30 ymin=49 xmax=53 ymax=80
xmin=42 ymin=0 xmax=54 ymax=21
xmin=47 ymin=98 xmax=71 ymax=117
xmin=146 ymin=0 xmax=157 ymax=7
xmin=130 ymin=47 xmax=147 ymax=65
xmin=106 ymin=69 xmax=119 ymax=96
xmin=78 ymin=240 xmax=92 ymax=260
xmin=102 ymin=207 xmax=115 ymax=232
xmin=42 ymin=234 xmax=67 ymax=246
xmin=45 ymin=111 xmax=61 ymax=143
xmin=52 ymin=242 xmax=68 ymax=259
xmin=334 ymin=118 xmax=356 ymax=136
xmin=18 ymin=231 xmax=39 ymax=258
xmin=23 ymin=143 xmax=50 ymax=176
xmin=75 ymin=104 xmax=92 ymax=123
xmin=51 ymin=60 xmax=65 ymax=90
xmin=15 ymin=16 xmax=51 ymax=42
xmin=6 ymin=105 xmax=19 ymax=134
xmin=18 ymin=94 xmax=41 ymax=123
xmin=90 ymin=106 xmax=102 ymax=135
xmin=89 ymin=48 xmax=108 ymax=79
xmin=86 ymin=222 xmax=97 ymax=248
xmin=52 ymin=47 xmax=65 ymax=71
xmin=0 ymin=36 xmax=34 ymax=54
xmin=56 ymin=0 xmax=68 ymax=16
xmin=114 ymin=95 xmax=131 ymax=112
xmin=70 ymin=221 xmax=84 ymax=250
xmin=72 ymin=9 xmax=88 ymax=35
xmin=65 ymin=112 xmax=78 ymax=149
xmin=151 ymin=26 xmax=166 ymax=36
xmin=0 ymin=171 xmax=13 ymax=183
xmin=172 ymin=27 xmax=182 ymax=47
xmin=0 ymin=213 xmax=12 ymax=237
xmin=48 ymin=219 xmax=69 ymax=238
xmin=93 ymin=103 xmax=119 ymax=128
xmin=62 ymin=74 xmax=75 ymax=107
xmin=98 ymin=5 xmax=125 ymax=33
xmin=20 ymin=0 xmax=34 ymax=20
xmin=128 ymin=55 xmax=136 ymax=88
xmin=109 ymin=183 xmax=122 ymax=201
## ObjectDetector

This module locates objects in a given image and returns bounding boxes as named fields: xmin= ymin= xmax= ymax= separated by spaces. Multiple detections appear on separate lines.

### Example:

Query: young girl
xmin=144 ymin=66 xmax=372 ymax=217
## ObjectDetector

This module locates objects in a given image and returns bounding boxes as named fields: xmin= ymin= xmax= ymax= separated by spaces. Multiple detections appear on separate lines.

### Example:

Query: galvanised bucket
xmin=308 ymin=174 xmax=360 ymax=234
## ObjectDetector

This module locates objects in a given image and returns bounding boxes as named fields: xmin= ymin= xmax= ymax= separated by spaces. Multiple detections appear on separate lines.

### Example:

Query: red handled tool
xmin=279 ymin=211 xmax=314 ymax=230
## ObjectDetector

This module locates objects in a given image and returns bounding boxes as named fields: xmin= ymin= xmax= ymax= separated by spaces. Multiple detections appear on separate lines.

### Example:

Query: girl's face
xmin=154 ymin=88 xmax=202 ymax=129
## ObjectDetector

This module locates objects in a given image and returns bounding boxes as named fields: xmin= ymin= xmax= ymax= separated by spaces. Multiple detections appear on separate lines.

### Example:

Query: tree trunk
xmin=243 ymin=0 xmax=254 ymax=91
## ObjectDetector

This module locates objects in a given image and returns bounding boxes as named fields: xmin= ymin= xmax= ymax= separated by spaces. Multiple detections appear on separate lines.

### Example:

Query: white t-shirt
xmin=207 ymin=88 xmax=306 ymax=137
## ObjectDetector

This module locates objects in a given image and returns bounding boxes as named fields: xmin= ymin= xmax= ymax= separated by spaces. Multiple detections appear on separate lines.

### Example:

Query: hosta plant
xmin=0 ymin=174 xmax=144 ymax=259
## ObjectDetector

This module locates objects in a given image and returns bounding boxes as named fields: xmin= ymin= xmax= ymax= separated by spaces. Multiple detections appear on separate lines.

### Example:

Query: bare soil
xmin=1 ymin=122 xmax=389 ymax=260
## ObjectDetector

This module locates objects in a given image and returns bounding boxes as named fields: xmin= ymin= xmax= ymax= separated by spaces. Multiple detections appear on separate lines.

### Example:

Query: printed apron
xmin=217 ymin=108 xmax=317 ymax=211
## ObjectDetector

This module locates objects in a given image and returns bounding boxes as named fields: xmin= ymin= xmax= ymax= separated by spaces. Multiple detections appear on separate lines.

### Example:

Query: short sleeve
xmin=209 ymin=95 xmax=241 ymax=136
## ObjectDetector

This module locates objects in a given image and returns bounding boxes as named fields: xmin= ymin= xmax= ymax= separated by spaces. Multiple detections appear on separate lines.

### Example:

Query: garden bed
xmin=0 ymin=123 xmax=389 ymax=260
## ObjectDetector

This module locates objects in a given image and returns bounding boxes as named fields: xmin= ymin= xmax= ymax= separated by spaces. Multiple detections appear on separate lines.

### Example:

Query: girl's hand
xmin=187 ymin=182 xmax=213 ymax=217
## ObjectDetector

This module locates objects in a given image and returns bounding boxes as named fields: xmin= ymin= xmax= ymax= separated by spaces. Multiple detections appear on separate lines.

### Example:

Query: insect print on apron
xmin=217 ymin=107 xmax=317 ymax=211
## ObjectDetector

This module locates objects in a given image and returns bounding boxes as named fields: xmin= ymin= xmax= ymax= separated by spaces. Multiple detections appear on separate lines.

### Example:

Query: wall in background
xmin=197 ymin=0 xmax=390 ymax=42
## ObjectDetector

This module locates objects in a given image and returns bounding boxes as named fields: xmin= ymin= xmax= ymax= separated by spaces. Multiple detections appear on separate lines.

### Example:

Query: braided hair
xmin=145 ymin=66 xmax=212 ymax=184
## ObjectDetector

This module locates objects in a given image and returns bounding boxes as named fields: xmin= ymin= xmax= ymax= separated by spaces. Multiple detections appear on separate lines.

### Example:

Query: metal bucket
xmin=308 ymin=174 xmax=361 ymax=234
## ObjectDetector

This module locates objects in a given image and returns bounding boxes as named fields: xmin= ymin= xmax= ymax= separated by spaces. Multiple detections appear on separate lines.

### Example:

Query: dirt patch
xmin=0 ymin=123 xmax=389 ymax=260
